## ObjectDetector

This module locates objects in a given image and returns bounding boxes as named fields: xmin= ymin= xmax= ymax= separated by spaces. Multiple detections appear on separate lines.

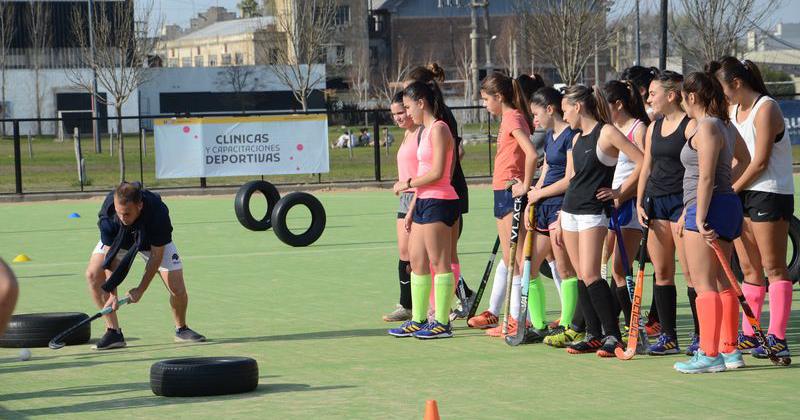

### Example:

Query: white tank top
xmin=731 ymin=96 xmax=794 ymax=194
xmin=612 ymin=120 xmax=643 ymax=189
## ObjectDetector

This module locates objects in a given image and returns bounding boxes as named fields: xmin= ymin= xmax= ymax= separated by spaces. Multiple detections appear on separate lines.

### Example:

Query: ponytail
xmin=683 ymin=71 xmax=729 ymax=121
xmin=531 ymin=87 xmax=564 ymax=117
xmin=603 ymin=80 xmax=651 ymax=125
xmin=403 ymin=81 xmax=448 ymax=123
xmin=707 ymin=56 xmax=769 ymax=96
xmin=482 ymin=72 xmax=534 ymax=131
xmin=511 ymin=79 xmax=535 ymax=131
xmin=564 ymin=84 xmax=609 ymax=124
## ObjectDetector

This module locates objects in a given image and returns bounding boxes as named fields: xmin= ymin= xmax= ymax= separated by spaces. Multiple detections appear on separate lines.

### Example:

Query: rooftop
xmin=173 ymin=16 xmax=275 ymax=42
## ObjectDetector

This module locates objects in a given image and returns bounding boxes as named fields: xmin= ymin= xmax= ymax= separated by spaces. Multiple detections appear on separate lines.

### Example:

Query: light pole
xmin=660 ymin=0 xmax=668 ymax=70
xmin=635 ymin=0 xmax=641 ymax=66
xmin=88 ymin=0 xmax=101 ymax=153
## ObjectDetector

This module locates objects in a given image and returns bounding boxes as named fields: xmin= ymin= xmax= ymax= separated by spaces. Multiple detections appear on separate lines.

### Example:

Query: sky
xmin=151 ymin=0 xmax=800 ymax=28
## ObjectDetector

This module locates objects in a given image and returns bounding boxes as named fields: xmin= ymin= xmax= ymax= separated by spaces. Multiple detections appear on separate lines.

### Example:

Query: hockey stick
xmin=465 ymin=236 xmax=501 ymax=320
xmin=49 ymin=297 xmax=131 ymax=350
xmin=506 ymin=204 xmax=536 ymax=346
xmin=500 ymin=195 xmax=524 ymax=335
xmin=610 ymin=209 xmax=650 ymax=353
xmin=710 ymin=239 xmax=791 ymax=366
xmin=615 ymin=224 xmax=649 ymax=360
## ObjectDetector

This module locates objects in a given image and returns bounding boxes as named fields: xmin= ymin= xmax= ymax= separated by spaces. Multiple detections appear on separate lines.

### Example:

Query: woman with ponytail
xmin=709 ymin=57 xmax=794 ymax=360
xmin=673 ymin=71 xmax=751 ymax=373
xmin=556 ymin=85 xmax=643 ymax=356
xmin=466 ymin=72 xmax=538 ymax=338
xmin=388 ymin=81 xmax=460 ymax=340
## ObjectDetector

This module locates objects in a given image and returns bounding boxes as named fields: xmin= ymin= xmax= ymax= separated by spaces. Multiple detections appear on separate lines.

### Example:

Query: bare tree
xmin=454 ymin=39 xmax=475 ymax=123
xmin=671 ymin=0 xmax=780 ymax=67
xmin=374 ymin=44 xmax=410 ymax=108
xmin=513 ymin=0 xmax=615 ymax=85
xmin=350 ymin=48 xmax=371 ymax=125
xmin=217 ymin=66 xmax=258 ymax=112
xmin=257 ymin=0 xmax=337 ymax=111
xmin=28 ymin=1 xmax=51 ymax=136
xmin=67 ymin=0 xmax=161 ymax=182
xmin=0 ymin=2 xmax=14 ymax=136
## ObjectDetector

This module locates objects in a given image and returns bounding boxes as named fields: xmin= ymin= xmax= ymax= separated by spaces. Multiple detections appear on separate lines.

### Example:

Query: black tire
xmin=732 ymin=215 xmax=800 ymax=284
xmin=234 ymin=181 xmax=280 ymax=231
xmin=271 ymin=192 xmax=326 ymax=247
xmin=0 ymin=312 xmax=90 ymax=348
xmin=151 ymin=357 xmax=259 ymax=397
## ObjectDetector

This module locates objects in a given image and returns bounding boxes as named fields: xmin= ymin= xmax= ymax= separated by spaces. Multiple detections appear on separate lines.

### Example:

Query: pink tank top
xmin=396 ymin=128 xmax=420 ymax=192
xmin=416 ymin=120 xmax=458 ymax=200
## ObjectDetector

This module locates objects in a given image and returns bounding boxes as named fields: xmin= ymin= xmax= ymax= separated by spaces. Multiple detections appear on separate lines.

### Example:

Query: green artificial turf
xmin=0 ymin=187 xmax=798 ymax=419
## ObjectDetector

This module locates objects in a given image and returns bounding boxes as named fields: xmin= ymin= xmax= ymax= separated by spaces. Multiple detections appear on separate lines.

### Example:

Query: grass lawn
xmin=0 ymin=186 xmax=799 ymax=419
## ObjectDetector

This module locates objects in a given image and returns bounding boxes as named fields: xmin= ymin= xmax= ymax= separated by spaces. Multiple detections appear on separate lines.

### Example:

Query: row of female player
xmin=383 ymin=58 xmax=793 ymax=374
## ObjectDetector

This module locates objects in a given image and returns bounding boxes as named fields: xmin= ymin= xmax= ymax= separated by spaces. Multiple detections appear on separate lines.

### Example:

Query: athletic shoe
xmin=485 ymin=317 xmax=530 ymax=337
xmin=175 ymin=326 xmax=206 ymax=343
xmin=516 ymin=327 xmax=548 ymax=344
xmin=544 ymin=326 xmax=585 ymax=348
xmin=737 ymin=332 xmax=759 ymax=354
xmin=383 ymin=305 xmax=412 ymax=322
xmin=566 ymin=334 xmax=603 ymax=354
xmin=596 ymin=335 xmax=622 ymax=358
xmin=645 ymin=312 xmax=662 ymax=337
xmin=547 ymin=318 xmax=561 ymax=330
xmin=413 ymin=321 xmax=453 ymax=339
xmin=685 ymin=334 xmax=700 ymax=356
xmin=92 ymin=328 xmax=126 ymax=350
xmin=467 ymin=310 xmax=499 ymax=329
xmin=648 ymin=333 xmax=680 ymax=355
xmin=673 ymin=350 xmax=726 ymax=374
xmin=388 ymin=320 xmax=426 ymax=337
xmin=722 ymin=349 xmax=746 ymax=369
xmin=751 ymin=334 xmax=790 ymax=359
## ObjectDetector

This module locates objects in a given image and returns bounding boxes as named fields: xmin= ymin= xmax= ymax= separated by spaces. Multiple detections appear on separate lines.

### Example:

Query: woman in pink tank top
xmin=387 ymin=81 xmax=460 ymax=340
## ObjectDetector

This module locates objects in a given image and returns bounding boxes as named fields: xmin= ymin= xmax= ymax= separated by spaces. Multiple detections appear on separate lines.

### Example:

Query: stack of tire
xmin=0 ymin=313 xmax=91 ymax=348
xmin=234 ymin=180 xmax=326 ymax=247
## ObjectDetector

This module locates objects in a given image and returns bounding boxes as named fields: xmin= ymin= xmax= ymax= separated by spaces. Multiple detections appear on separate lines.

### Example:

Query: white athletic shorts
xmin=560 ymin=211 xmax=609 ymax=232
xmin=92 ymin=241 xmax=183 ymax=272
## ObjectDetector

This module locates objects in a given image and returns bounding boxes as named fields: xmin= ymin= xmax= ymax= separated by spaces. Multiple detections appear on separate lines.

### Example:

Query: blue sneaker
xmin=737 ymin=332 xmax=759 ymax=354
xmin=673 ymin=350 xmax=727 ymax=374
xmin=648 ymin=333 xmax=680 ymax=355
xmin=685 ymin=334 xmax=700 ymax=356
xmin=413 ymin=321 xmax=453 ymax=339
xmin=388 ymin=320 xmax=426 ymax=337
xmin=722 ymin=349 xmax=746 ymax=369
xmin=751 ymin=334 xmax=790 ymax=359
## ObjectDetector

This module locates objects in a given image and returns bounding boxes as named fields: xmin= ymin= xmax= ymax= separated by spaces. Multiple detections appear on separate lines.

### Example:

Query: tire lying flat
xmin=234 ymin=181 xmax=281 ymax=231
xmin=150 ymin=357 xmax=259 ymax=397
xmin=271 ymin=192 xmax=326 ymax=247
xmin=0 ymin=312 xmax=90 ymax=348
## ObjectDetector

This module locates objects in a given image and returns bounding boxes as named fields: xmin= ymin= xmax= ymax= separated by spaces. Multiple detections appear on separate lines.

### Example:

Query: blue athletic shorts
xmin=684 ymin=193 xmax=743 ymax=242
xmin=645 ymin=193 xmax=684 ymax=223
xmin=413 ymin=198 xmax=460 ymax=226
xmin=609 ymin=198 xmax=641 ymax=231
xmin=535 ymin=202 xmax=561 ymax=235
xmin=494 ymin=189 xmax=528 ymax=219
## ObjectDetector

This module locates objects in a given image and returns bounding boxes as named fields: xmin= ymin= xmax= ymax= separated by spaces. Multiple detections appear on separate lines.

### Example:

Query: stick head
xmin=48 ymin=340 xmax=66 ymax=350
xmin=776 ymin=357 xmax=792 ymax=366
xmin=615 ymin=347 xmax=635 ymax=360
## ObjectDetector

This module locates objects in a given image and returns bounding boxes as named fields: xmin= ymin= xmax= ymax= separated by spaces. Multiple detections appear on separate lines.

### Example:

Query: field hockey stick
xmin=710 ymin=238 xmax=791 ymax=367
xmin=500 ymin=195 xmax=524 ymax=335
xmin=610 ymin=209 xmax=649 ymax=353
xmin=466 ymin=236 xmax=500 ymax=320
xmin=615 ymin=224 xmax=649 ymax=360
xmin=49 ymin=297 xmax=131 ymax=350
xmin=506 ymin=204 xmax=535 ymax=346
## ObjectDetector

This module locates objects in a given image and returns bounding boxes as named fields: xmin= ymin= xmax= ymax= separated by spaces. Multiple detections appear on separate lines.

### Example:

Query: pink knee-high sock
xmin=768 ymin=280 xmax=793 ymax=339
xmin=452 ymin=263 xmax=461 ymax=293
xmin=741 ymin=283 xmax=766 ymax=336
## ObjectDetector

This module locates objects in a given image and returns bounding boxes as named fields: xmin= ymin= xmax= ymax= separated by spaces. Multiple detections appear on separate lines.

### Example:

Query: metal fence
xmin=0 ymin=106 xmax=497 ymax=195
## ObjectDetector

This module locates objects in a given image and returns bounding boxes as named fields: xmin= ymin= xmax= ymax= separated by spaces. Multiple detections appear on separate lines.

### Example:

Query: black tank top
xmin=646 ymin=116 xmax=689 ymax=197
xmin=443 ymin=106 xmax=469 ymax=214
xmin=562 ymin=123 xmax=615 ymax=215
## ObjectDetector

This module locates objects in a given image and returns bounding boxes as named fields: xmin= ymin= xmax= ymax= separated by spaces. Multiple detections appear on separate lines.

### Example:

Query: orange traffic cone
xmin=424 ymin=400 xmax=440 ymax=420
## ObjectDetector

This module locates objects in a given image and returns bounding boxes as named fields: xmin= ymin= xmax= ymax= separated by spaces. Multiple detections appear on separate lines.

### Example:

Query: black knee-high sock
xmin=587 ymin=280 xmax=622 ymax=340
xmin=615 ymin=283 xmax=632 ymax=327
xmin=609 ymin=280 xmax=622 ymax=323
xmin=687 ymin=287 xmax=700 ymax=335
xmin=572 ymin=293 xmax=586 ymax=332
xmin=398 ymin=260 xmax=412 ymax=309
xmin=577 ymin=280 xmax=601 ymax=337
xmin=654 ymin=284 xmax=677 ymax=337
xmin=648 ymin=274 xmax=660 ymax=322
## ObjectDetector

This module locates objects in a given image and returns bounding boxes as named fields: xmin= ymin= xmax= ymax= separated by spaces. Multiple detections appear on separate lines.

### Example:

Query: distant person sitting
xmin=358 ymin=128 xmax=371 ymax=146
xmin=381 ymin=127 xmax=395 ymax=147
xmin=334 ymin=130 xmax=351 ymax=148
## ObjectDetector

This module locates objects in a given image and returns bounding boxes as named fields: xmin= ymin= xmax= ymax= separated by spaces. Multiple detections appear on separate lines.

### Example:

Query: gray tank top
xmin=680 ymin=117 xmax=736 ymax=207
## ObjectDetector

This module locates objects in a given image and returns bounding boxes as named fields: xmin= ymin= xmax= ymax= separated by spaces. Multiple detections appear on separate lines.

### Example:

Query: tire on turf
xmin=732 ymin=215 xmax=800 ymax=284
xmin=271 ymin=192 xmax=326 ymax=247
xmin=150 ymin=357 xmax=259 ymax=397
xmin=0 ymin=312 xmax=90 ymax=348
xmin=234 ymin=181 xmax=280 ymax=231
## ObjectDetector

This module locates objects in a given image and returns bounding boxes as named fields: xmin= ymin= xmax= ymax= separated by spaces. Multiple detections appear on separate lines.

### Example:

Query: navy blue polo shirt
xmin=98 ymin=190 xmax=173 ymax=251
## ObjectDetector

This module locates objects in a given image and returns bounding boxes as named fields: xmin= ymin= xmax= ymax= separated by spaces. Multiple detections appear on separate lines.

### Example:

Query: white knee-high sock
xmin=510 ymin=275 xmax=522 ymax=320
xmin=488 ymin=259 xmax=508 ymax=316
xmin=549 ymin=260 xmax=562 ymax=297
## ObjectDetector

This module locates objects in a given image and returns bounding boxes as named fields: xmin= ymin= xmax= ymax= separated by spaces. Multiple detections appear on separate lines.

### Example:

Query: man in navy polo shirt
xmin=85 ymin=182 xmax=205 ymax=350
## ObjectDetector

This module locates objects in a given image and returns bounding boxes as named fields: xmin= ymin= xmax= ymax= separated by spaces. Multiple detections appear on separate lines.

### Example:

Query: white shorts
xmin=560 ymin=211 xmax=609 ymax=232
xmin=92 ymin=241 xmax=183 ymax=272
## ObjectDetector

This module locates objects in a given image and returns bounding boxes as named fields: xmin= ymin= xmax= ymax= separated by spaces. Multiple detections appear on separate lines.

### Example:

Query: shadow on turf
xmin=16 ymin=273 xmax=74 ymax=279
xmin=0 ymin=356 xmax=163 ymax=376
xmin=209 ymin=328 xmax=388 ymax=344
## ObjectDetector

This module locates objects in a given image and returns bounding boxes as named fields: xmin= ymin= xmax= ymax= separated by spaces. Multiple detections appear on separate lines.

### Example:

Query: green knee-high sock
xmin=434 ymin=273 xmax=455 ymax=324
xmin=529 ymin=277 xmax=547 ymax=330
xmin=411 ymin=273 xmax=432 ymax=323
xmin=560 ymin=277 xmax=578 ymax=327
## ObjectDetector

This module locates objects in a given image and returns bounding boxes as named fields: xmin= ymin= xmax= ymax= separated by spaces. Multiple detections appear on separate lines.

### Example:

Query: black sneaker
xmin=566 ymin=334 xmax=603 ymax=354
xmin=175 ymin=326 xmax=206 ymax=343
xmin=92 ymin=328 xmax=126 ymax=350
xmin=596 ymin=335 xmax=622 ymax=358
xmin=520 ymin=327 xmax=548 ymax=344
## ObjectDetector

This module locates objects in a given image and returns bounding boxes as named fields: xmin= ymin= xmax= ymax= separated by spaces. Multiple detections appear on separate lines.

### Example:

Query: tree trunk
xmin=116 ymin=105 xmax=125 ymax=182
xmin=34 ymin=67 xmax=42 ymax=136
xmin=1 ymin=69 xmax=5 ymax=137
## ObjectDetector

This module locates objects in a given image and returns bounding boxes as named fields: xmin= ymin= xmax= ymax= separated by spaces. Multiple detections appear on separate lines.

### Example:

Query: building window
xmin=208 ymin=55 xmax=217 ymax=66
xmin=235 ymin=52 xmax=245 ymax=65
xmin=268 ymin=48 xmax=280 ymax=64
xmin=335 ymin=46 xmax=345 ymax=65
xmin=181 ymin=56 xmax=192 ymax=67
xmin=194 ymin=56 xmax=204 ymax=67
xmin=167 ymin=58 xmax=179 ymax=67
xmin=223 ymin=43 xmax=228 ymax=53
xmin=369 ymin=46 xmax=379 ymax=66
xmin=335 ymin=5 xmax=350 ymax=26
xmin=196 ymin=47 xmax=201 ymax=55
xmin=170 ymin=49 xmax=175 ymax=58
xmin=221 ymin=53 xmax=232 ymax=66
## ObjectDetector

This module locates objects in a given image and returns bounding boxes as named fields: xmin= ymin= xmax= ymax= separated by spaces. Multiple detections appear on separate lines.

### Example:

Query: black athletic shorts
xmin=739 ymin=191 xmax=794 ymax=222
